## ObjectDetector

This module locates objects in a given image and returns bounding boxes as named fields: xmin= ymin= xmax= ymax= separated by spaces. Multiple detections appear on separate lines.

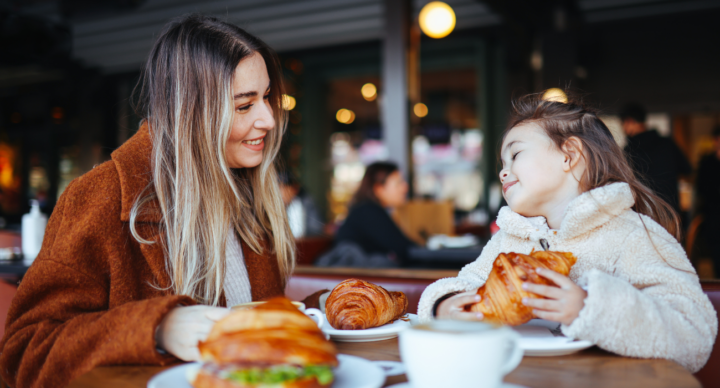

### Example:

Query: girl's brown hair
xmin=504 ymin=92 xmax=681 ymax=240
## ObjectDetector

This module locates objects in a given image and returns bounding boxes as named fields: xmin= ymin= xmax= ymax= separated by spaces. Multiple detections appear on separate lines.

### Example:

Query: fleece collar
xmin=110 ymin=123 xmax=162 ymax=223
xmin=496 ymin=182 xmax=635 ymax=241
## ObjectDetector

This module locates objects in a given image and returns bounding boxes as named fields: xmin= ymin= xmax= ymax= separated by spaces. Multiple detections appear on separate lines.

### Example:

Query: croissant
xmin=467 ymin=250 xmax=577 ymax=326
xmin=325 ymin=279 xmax=408 ymax=330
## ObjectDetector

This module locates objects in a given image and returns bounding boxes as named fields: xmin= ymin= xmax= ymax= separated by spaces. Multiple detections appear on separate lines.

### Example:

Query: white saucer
xmin=514 ymin=319 xmax=594 ymax=356
xmin=322 ymin=313 xmax=418 ymax=342
xmin=387 ymin=383 xmax=528 ymax=388
xmin=147 ymin=354 xmax=385 ymax=388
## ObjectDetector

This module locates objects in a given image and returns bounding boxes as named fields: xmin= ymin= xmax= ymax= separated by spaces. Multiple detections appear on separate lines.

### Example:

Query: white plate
xmin=387 ymin=383 xmax=528 ymax=388
xmin=322 ymin=314 xmax=418 ymax=342
xmin=427 ymin=234 xmax=479 ymax=250
xmin=147 ymin=354 xmax=385 ymax=388
xmin=514 ymin=319 xmax=594 ymax=356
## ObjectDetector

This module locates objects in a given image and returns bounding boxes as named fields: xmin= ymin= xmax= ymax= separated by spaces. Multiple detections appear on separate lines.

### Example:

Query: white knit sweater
xmin=418 ymin=182 xmax=717 ymax=372
xmin=224 ymin=229 xmax=252 ymax=308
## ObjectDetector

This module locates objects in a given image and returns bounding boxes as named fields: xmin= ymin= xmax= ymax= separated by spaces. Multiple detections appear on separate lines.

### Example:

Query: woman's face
xmin=374 ymin=171 xmax=408 ymax=208
xmin=499 ymin=123 xmax=568 ymax=216
xmin=226 ymin=53 xmax=275 ymax=169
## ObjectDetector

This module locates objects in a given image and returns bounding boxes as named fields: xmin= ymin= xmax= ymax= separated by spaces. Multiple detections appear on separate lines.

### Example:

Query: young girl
xmin=418 ymin=93 xmax=717 ymax=372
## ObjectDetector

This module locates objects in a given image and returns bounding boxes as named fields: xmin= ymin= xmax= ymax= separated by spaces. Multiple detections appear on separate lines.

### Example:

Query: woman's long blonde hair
xmin=130 ymin=14 xmax=294 ymax=305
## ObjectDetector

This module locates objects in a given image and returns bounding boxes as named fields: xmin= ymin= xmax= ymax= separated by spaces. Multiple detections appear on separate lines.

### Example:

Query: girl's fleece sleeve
xmin=562 ymin=226 xmax=718 ymax=372
xmin=0 ymin=180 xmax=196 ymax=388
xmin=417 ymin=233 xmax=504 ymax=322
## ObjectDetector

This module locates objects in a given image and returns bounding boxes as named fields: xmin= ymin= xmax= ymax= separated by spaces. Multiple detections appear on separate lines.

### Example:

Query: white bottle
xmin=22 ymin=200 xmax=47 ymax=263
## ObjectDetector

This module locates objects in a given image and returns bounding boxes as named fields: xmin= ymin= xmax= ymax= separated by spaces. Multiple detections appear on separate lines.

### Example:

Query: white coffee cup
xmin=303 ymin=308 xmax=324 ymax=329
xmin=399 ymin=320 xmax=523 ymax=388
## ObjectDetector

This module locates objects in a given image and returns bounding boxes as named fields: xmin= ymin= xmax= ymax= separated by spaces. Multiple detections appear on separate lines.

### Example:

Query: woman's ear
xmin=561 ymin=137 xmax=584 ymax=172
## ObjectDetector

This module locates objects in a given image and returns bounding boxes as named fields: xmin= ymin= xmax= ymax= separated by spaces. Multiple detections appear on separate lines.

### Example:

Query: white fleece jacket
xmin=418 ymin=182 xmax=717 ymax=372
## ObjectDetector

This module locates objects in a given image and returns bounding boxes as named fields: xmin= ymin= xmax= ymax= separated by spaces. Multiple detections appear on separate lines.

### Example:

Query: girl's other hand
xmin=436 ymin=291 xmax=484 ymax=321
xmin=521 ymin=268 xmax=587 ymax=326
xmin=155 ymin=305 xmax=231 ymax=361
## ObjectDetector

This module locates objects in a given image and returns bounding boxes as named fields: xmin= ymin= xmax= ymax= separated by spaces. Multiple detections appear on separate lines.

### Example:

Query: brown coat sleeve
xmin=0 ymin=174 xmax=195 ymax=388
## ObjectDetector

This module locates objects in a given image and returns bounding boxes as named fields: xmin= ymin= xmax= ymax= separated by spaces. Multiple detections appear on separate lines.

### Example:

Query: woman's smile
xmin=241 ymin=135 xmax=265 ymax=151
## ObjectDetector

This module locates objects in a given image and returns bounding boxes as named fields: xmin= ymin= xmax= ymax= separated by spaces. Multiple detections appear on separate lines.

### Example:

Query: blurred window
xmin=326 ymin=68 xmax=484 ymax=222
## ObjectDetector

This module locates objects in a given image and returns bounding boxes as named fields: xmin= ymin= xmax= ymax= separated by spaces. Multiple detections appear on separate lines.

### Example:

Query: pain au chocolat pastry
xmin=325 ymin=279 xmax=408 ymax=330
xmin=467 ymin=251 xmax=577 ymax=326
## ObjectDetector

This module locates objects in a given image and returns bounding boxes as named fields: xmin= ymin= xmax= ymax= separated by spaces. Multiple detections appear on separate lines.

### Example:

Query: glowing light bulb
xmin=413 ymin=103 xmax=428 ymax=118
xmin=419 ymin=2 xmax=456 ymax=39
xmin=361 ymin=83 xmax=377 ymax=101
xmin=336 ymin=109 xmax=356 ymax=124
xmin=282 ymin=95 xmax=296 ymax=110
xmin=542 ymin=88 xmax=568 ymax=103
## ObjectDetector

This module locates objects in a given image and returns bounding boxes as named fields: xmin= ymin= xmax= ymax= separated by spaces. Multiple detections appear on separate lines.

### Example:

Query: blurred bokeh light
xmin=361 ymin=83 xmax=377 ymax=101
xmin=419 ymin=1 xmax=456 ymax=39
xmin=414 ymin=103 xmax=429 ymax=118
xmin=336 ymin=109 xmax=356 ymax=124
xmin=542 ymin=88 xmax=568 ymax=103
xmin=282 ymin=94 xmax=296 ymax=110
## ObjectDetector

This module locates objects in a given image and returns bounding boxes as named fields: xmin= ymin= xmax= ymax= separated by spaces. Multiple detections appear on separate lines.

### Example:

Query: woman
xmin=0 ymin=15 xmax=295 ymax=388
xmin=316 ymin=162 xmax=417 ymax=267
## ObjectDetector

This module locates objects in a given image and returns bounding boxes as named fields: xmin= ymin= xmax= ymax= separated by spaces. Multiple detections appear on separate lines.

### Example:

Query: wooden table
xmin=67 ymin=338 xmax=700 ymax=388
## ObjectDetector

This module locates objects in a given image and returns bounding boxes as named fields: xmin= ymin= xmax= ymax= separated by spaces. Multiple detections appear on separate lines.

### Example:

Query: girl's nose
xmin=499 ymin=169 xmax=508 ymax=182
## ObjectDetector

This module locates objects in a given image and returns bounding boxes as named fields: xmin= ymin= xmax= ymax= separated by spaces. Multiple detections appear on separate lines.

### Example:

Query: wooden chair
xmin=392 ymin=200 xmax=454 ymax=245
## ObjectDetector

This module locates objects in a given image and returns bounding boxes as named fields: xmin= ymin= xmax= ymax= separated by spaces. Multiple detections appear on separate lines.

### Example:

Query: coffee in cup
xmin=399 ymin=320 xmax=523 ymax=388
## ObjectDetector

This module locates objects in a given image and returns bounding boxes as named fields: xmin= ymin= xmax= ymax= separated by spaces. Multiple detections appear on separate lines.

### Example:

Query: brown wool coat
xmin=0 ymin=126 xmax=285 ymax=388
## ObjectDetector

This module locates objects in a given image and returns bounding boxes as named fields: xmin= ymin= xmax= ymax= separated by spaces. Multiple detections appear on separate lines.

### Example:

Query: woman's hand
xmin=436 ymin=291 xmax=484 ymax=321
xmin=155 ymin=306 xmax=231 ymax=361
xmin=521 ymin=267 xmax=587 ymax=326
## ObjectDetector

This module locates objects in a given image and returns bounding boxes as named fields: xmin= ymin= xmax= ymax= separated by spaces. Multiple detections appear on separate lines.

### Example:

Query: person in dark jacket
xmin=621 ymin=103 xmax=692 ymax=213
xmin=696 ymin=126 xmax=720 ymax=277
xmin=316 ymin=162 xmax=417 ymax=267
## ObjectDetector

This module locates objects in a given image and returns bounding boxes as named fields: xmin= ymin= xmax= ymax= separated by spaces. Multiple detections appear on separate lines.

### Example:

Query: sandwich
xmin=192 ymin=297 xmax=338 ymax=388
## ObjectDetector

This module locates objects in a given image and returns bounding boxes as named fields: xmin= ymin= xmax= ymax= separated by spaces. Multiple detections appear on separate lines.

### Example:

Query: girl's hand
xmin=436 ymin=291 xmax=484 ymax=321
xmin=521 ymin=267 xmax=587 ymax=326
xmin=155 ymin=305 xmax=231 ymax=361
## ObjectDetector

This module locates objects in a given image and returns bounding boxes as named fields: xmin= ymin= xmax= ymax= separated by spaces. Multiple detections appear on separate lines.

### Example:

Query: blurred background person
xmin=316 ymin=162 xmax=416 ymax=267
xmin=621 ymin=103 xmax=692 ymax=214
xmin=696 ymin=126 xmax=720 ymax=277
xmin=278 ymin=171 xmax=324 ymax=238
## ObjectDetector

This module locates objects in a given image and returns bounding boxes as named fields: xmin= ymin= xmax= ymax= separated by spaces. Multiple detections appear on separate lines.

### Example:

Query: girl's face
xmin=374 ymin=171 xmax=408 ymax=208
xmin=226 ymin=53 xmax=275 ymax=169
xmin=499 ymin=123 xmax=571 ymax=217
